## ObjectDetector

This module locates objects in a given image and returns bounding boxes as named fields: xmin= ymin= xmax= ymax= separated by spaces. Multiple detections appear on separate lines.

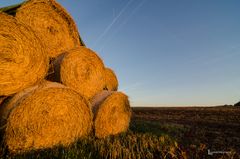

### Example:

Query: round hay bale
xmin=0 ymin=12 xmax=48 ymax=96
xmin=3 ymin=81 xmax=93 ymax=152
xmin=92 ymin=91 xmax=131 ymax=138
xmin=15 ymin=0 xmax=84 ymax=57
xmin=60 ymin=47 xmax=106 ymax=100
xmin=105 ymin=68 xmax=118 ymax=91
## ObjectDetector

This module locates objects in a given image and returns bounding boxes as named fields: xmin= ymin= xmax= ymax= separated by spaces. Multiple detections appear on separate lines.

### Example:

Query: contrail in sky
xmin=99 ymin=0 xmax=147 ymax=52
xmin=93 ymin=0 xmax=134 ymax=47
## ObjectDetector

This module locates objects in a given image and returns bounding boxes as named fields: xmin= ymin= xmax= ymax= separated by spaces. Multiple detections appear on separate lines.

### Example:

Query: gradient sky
xmin=1 ymin=0 xmax=240 ymax=106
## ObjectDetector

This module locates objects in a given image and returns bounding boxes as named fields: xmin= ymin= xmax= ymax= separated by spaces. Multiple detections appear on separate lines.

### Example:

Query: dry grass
xmin=93 ymin=91 xmax=131 ymax=138
xmin=15 ymin=0 xmax=83 ymax=57
xmin=104 ymin=68 xmax=118 ymax=91
xmin=3 ymin=81 xmax=93 ymax=152
xmin=60 ymin=47 xmax=106 ymax=101
xmin=0 ymin=12 xmax=48 ymax=96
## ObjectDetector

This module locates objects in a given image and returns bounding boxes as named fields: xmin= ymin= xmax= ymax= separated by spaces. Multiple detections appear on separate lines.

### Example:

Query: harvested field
xmin=131 ymin=106 xmax=240 ymax=154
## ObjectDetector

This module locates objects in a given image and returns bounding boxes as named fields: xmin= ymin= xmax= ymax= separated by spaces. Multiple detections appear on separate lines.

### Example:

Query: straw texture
xmin=3 ymin=81 xmax=93 ymax=152
xmin=15 ymin=0 xmax=84 ymax=57
xmin=104 ymin=68 xmax=118 ymax=91
xmin=93 ymin=91 xmax=131 ymax=138
xmin=0 ymin=12 xmax=48 ymax=96
xmin=0 ymin=82 xmax=43 ymax=128
xmin=60 ymin=47 xmax=106 ymax=100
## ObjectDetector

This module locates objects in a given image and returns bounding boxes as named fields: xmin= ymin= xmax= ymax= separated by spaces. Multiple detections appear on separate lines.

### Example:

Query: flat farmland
xmin=0 ymin=106 xmax=239 ymax=158
xmin=131 ymin=106 xmax=240 ymax=156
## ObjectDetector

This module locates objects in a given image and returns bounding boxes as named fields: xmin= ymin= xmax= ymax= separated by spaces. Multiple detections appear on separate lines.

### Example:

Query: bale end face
xmin=3 ymin=82 xmax=93 ymax=152
xmin=0 ymin=12 xmax=48 ymax=96
xmin=93 ymin=91 xmax=132 ymax=138
xmin=15 ymin=0 xmax=83 ymax=57
xmin=61 ymin=47 xmax=106 ymax=101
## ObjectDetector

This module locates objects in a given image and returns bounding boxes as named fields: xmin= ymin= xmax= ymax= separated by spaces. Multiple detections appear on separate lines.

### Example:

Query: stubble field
xmin=131 ymin=106 xmax=240 ymax=158
xmin=0 ymin=106 xmax=239 ymax=159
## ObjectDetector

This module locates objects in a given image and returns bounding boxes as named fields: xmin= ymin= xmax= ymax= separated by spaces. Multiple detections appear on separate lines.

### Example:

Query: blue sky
xmin=1 ymin=0 xmax=240 ymax=106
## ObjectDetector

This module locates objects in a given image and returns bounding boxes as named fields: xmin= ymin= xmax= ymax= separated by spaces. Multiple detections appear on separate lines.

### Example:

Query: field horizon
xmin=0 ymin=105 xmax=239 ymax=158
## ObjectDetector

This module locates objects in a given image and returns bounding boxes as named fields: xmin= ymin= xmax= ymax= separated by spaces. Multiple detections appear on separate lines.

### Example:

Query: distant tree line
xmin=234 ymin=101 xmax=240 ymax=107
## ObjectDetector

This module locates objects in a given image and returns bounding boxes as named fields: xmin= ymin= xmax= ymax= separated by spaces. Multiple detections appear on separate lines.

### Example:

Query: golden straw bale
xmin=0 ymin=81 xmax=46 ymax=128
xmin=15 ymin=0 xmax=84 ymax=57
xmin=92 ymin=91 xmax=131 ymax=138
xmin=105 ymin=68 xmax=118 ymax=91
xmin=3 ymin=81 xmax=93 ymax=152
xmin=0 ymin=12 xmax=48 ymax=96
xmin=54 ymin=47 xmax=106 ymax=101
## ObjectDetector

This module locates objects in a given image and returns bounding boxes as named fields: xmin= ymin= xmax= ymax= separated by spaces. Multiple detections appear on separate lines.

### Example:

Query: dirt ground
xmin=131 ymin=106 xmax=240 ymax=154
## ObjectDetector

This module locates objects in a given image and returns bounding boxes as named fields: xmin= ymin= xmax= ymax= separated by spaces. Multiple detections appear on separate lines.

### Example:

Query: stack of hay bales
xmin=0 ymin=0 xmax=131 ymax=153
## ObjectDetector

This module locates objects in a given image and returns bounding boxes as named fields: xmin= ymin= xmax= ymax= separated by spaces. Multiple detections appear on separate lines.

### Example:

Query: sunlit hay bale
xmin=92 ymin=91 xmax=132 ymax=138
xmin=15 ymin=0 xmax=84 ymax=57
xmin=0 ymin=82 xmax=45 ymax=129
xmin=0 ymin=12 xmax=48 ymax=96
xmin=3 ymin=81 xmax=93 ymax=152
xmin=59 ymin=47 xmax=106 ymax=101
xmin=104 ymin=68 xmax=118 ymax=91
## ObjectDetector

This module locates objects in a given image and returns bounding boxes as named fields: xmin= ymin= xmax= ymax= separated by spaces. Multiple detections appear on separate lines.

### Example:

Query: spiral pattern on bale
xmin=92 ymin=91 xmax=131 ymax=138
xmin=104 ymin=68 xmax=118 ymax=91
xmin=15 ymin=0 xmax=83 ymax=57
xmin=0 ymin=12 xmax=48 ymax=96
xmin=60 ymin=47 xmax=106 ymax=100
xmin=3 ymin=81 xmax=93 ymax=152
